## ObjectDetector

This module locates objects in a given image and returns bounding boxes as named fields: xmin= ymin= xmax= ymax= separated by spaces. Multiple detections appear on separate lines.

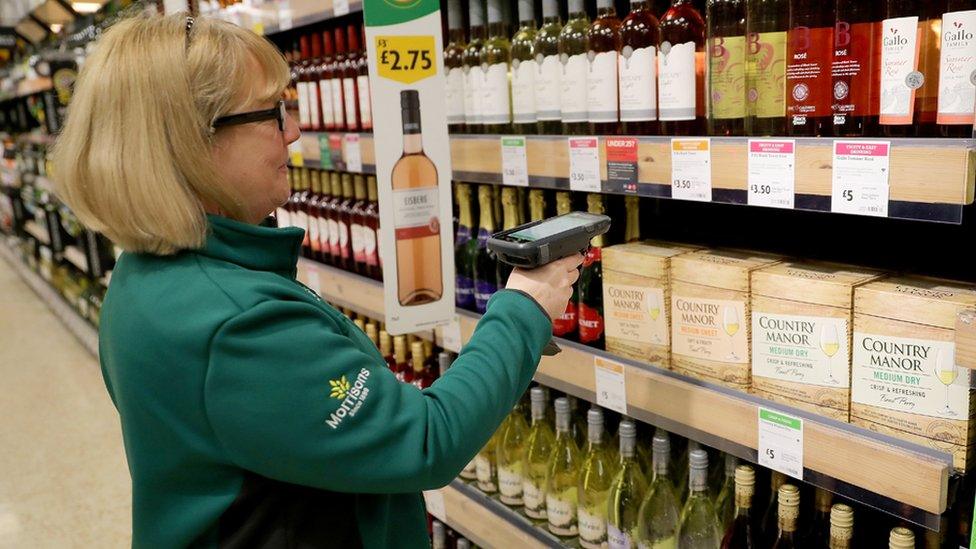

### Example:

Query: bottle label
xmin=709 ymin=35 xmax=747 ymax=120
xmin=747 ymin=31 xmax=787 ymax=119
xmin=938 ymin=10 xmax=976 ymax=125
xmin=658 ymin=40 xmax=698 ymax=121
xmin=317 ymin=216 xmax=331 ymax=254
xmin=297 ymin=81 xmax=310 ymax=126
xmin=342 ymin=78 xmax=358 ymax=127
xmin=276 ymin=207 xmax=291 ymax=229
xmin=546 ymin=494 xmax=578 ymax=535
xmin=587 ymin=50 xmax=619 ymax=122
xmin=293 ymin=210 xmax=308 ymax=232
xmin=307 ymin=81 xmax=320 ymax=128
xmin=512 ymin=58 xmax=539 ymax=123
xmin=363 ymin=227 xmax=378 ymax=265
xmin=523 ymin=479 xmax=546 ymax=519
xmin=446 ymin=67 xmax=467 ymax=124
xmin=786 ymin=26 xmax=834 ymax=125
xmin=880 ymin=16 xmax=921 ymax=124
xmin=456 ymin=274 xmax=475 ymax=308
xmin=331 ymin=79 xmax=346 ymax=128
xmin=578 ymin=508 xmax=608 ymax=547
xmin=554 ymin=300 xmax=579 ymax=337
xmin=671 ymin=296 xmax=749 ymax=367
xmin=537 ymin=54 xmax=563 ymax=120
xmin=481 ymin=62 xmax=511 ymax=123
xmin=356 ymin=75 xmax=372 ymax=128
xmin=752 ymin=312 xmax=851 ymax=389
xmin=561 ymin=53 xmax=589 ymax=122
xmin=578 ymin=302 xmax=604 ymax=344
xmin=392 ymin=187 xmax=440 ymax=240
xmin=319 ymin=79 xmax=336 ymax=127
xmin=608 ymin=523 xmax=631 ymax=549
xmin=338 ymin=221 xmax=349 ymax=255
xmin=832 ymin=21 xmax=880 ymax=120
xmin=327 ymin=218 xmax=340 ymax=249
xmin=308 ymin=213 xmax=320 ymax=252
xmin=851 ymin=333 xmax=967 ymax=419
xmin=497 ymin=466 xmax=524 ymax=504
xmin=474 ymin=454 xmax=497 ymax=492
xmin=605 ymin=284 xmax=669 ymax=347
xmin=464 ymin=65 xmax=482 ymax=124
xmin=350 ymin=223 xmax=365 ymax=262
xmin=619 ymin=45 xmax=657 ymax=121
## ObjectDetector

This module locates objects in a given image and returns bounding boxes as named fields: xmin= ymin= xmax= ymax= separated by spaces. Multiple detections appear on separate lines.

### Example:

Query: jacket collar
xmin=197 ymin=214 xmax=304 ymax=278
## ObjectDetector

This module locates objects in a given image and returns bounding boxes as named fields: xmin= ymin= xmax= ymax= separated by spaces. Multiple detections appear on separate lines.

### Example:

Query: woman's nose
xmin=283 ymin=111 xmax=301 ymax=144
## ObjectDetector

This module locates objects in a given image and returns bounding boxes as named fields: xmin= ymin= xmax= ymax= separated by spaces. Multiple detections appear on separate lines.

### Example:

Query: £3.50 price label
xmin=375 ymin=36 xmax=437 ymax=84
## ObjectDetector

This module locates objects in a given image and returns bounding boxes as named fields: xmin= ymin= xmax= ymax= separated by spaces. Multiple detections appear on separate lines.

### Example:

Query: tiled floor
xmin=0 ymin=257 xmax=131 ymax=548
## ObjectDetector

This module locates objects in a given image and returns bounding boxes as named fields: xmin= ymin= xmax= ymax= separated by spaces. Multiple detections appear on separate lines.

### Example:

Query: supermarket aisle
xmin=0 ymin=257 xmax=131 ymax=548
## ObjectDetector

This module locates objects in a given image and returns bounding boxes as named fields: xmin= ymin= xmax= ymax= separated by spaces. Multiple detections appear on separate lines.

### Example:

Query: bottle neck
xmin=403 ymin=133 xmax=423 ymax=154
xmin=689 ymin=468 xmax=708 ymax=494
xmin=479 ymin=197 xmax=496 ymax=231
xmin=652 ymin=449 xmax=668 ymax=476
xmin=734 ymin=487 xmax=753 ymax=511
xmin=449 ymin=28 xmax=466 ymax=44
xmin=630 ymin=0 xmax=651 ymax=9
xmin=470 ymin=24 xmax=487 ymax=41
xmin=458 ymin=195 xmax=473 ymax=227
xmin=488 ymin=21 xmax=507 ymax=39
xmin=597 ymin=5 xmax=616 ymax=18
xmin=619 ymin=437 xmax=636 ymax=459
xmin=555 ymin=413 xmax=570 ymax=434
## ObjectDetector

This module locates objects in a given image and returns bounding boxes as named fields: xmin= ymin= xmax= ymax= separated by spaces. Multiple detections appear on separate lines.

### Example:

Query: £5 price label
xmin=375 ymin=36 xmax=437 ymax=84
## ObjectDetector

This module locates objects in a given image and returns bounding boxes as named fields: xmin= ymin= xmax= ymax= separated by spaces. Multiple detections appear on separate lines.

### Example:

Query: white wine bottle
xmin=497 ymin=399 xmax=530 ymax=506
xmin=828 ymin=503 xmax=854 ymax=549
xmin=579 ymin=407 xmax=618 ymax=549
xmin=713 ymin=454 xmax=738 ymax=530
xmin=608 ymin=420 xmax=647 ymax=549
xmin=475 ymin=429 xmax=500 ymax=494
xmin=678 ymin=449 xmax=721 ymax=548
xmin=481 ymin=0 xmax=513 ymax=134
xmin=636 ymin=430 xmax=680 ymax=549
xmin=888 ymin=527 xmax=915 ymax=549
xmin=523 ymin=387 xmax=556 ymax=520
xmin=770 ymin=484 xmax=800 ymax=549
xmin=546 ymin=397 xmax=581 ymax=538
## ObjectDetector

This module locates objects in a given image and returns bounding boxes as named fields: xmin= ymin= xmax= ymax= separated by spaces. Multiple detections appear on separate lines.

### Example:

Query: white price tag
xmin=747 ymin=139 xmax=795 ymax=209
xmin=439 ymin=316 xmax=463 ymax=353
xmin=344 ymin=133 xmax=363 ymax=173
xmin=831 ymin=140 xmax=891 ymax=217
xmin=758 ymin=408 xmax=804 ymax=480
xmin=333 ymin=0 xmax=350 ymax=16
xmin=500 ymin=136 xmax=529 ymax=187
xmin=568 ymin=137 xmax=601 ymax=192
xmin=423 ymin=490 xmax=447 ymax=522
xmin=594 ymin=356 xmax=627 ymax=415
xmin=278 ymin=8 xmax=293 ymax=31
xmin=670 ymin=138 xmax=712 ymax=202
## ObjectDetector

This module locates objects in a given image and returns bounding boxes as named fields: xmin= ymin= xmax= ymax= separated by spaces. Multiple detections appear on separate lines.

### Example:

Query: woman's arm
xmin=203 ymin=289 xmax=551 ymax=494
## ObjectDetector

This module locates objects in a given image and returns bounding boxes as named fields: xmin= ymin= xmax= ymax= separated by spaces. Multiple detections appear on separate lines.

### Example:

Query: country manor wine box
xmin=750 ymin=262 xmax=883 ymax=422
xmin=602 ymin=241 xmax=700 ymax=366
xmin=670 ymin=249 xmax=784 ymax=391
xmin=851 ymin=277 xmax=976 ymax=471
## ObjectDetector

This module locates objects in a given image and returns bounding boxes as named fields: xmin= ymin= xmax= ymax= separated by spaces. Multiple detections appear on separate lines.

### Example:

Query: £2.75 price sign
xmin=375 ymin=36 xmax=437 ymax=84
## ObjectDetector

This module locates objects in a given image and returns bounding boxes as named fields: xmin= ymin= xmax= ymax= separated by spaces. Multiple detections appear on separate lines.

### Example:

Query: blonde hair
xmin=51 ymin=13 xmax=290 ymax=255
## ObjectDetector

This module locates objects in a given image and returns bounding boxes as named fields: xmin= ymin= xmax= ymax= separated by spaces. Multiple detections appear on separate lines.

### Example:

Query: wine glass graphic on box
xmin=820 ymin=323 xmax=840 ymax=385
xmin=936 ymin=347 xmax=959 ymax=417
xmin=649 ymin=291 xmax=661 ymax=343
xmin=723 ymin=306 xmax=740 ymax=361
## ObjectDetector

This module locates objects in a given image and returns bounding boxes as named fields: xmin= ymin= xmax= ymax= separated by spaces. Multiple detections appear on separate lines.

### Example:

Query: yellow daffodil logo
xmin=329 ymin=376 xmax=351 ymax=400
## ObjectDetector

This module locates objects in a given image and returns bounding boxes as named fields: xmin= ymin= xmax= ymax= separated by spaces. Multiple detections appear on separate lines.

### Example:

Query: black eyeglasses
xmin=211 ymin=100 xmax=287 ymax=133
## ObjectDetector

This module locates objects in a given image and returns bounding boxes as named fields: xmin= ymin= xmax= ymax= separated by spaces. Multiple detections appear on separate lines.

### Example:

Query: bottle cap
xmin=778 ymin=484 xmax=800 ymax=507
xmin=487 ymin=0 xmax=503 ymax=24
xmin=689 ymin=448 xmax=708 ymax=470
xmin=438 ymin=352 xmax=454 ymax=376
xmin=830 ymin=503 xmax=854 ymax=530
xmin=400 ymin=90 xmax=422 ymax=133
xmin=568 ymin=0 xmax=584 ymax=13
xmin=469 ymin=0 xmax=484 ymax=26
xmin=542 ymin=0 xmax=559 ymax=18
xmin=587 ymin=407 xmax=604 ymax=426
xmin=734 ymin=464 xmax=755 ymax=487
xmin=518 ymin=0 xmax=535 ymax=22
xmin=815 ymin=487 xmax=833 ymax=512
xmin=652 ymin=430 xmax=670 ymax=454
xmin=365 ymin=322 xmax=378 ymax=342
xmin=432 ymin=520 xmax=445 ymax=542
xmin=618 ymin=420 xmax=636 ymax=440
xmin=554 ymin=396 xmax=570 ymax=415
xmin=448 ymin=0 xmax=463 ymax=30
xmin=411 ymin=341 xmax=425 ymax=370
xmin=889 ymin=527 xmax=915 ymax=549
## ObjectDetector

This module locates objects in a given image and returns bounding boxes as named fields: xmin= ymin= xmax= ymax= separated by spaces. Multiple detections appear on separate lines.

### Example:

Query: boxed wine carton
xmin=750 ymin=262 xmax=883 ymax=421
xmin=670 ymin=249 xmax=784 ymax=391
xmin=602 ymin=241 xmax=701 ymax=366
xmin=851 ymin=276 xmax=976 ymax=471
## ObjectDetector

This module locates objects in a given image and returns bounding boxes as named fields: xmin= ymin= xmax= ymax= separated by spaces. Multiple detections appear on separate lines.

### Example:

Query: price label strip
xmin=375 ymin=36 xmax=437 ymax=85
xmin=831 ymin=140 xmax=891 ymax=217
xmin=594 ymin=356 xmax=627 ymax=415
xmin=568 ymin=137 xmax=601 ymax=192
xmin=671 ymin=138 xmax=712 ymax=202
xmin=758 ymin=408 xmax=804 ymax=480
xmin=332 ymin=0 xmax=350 ymax=16
xmin=344 ymin=133 xmax=363 ymax=173
xmin=501 ymin=136 xmax=529 ymax=187
xmin=747 ymin=139 xmax=795 ymax=209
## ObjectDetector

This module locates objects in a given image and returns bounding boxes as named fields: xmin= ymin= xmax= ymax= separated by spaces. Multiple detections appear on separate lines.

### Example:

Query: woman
xmin=52 ymin=13 xmax=580 ymax=549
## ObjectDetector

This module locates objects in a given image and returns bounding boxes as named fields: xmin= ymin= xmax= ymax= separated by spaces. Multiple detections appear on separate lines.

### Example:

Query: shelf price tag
xmin=594 ymin=356 xmax=627 ymax=415
xmin=671 ymin=138 xmax=712 ymax=202
xmin=422 ymin=490 xmax=447 ymax=523
xmin=318 ymin=134 xmax=334 ymax=170
xmin=375 ymin=36 xmax=437 ymax=85
xmin=288 ymin=141 xmax=304 ymax=167
xmin=568 ymin=137 xmax=601 ymax=192
xmin=747 ymin=139 xmax=795 ymax=209
xmin=333 ymin=0 xmax=350 ymax=16
xmin=758 ymin=408 xmax=804 ymax=480
xmin=831 ymin=140 xmax=891 ymax=217
xmin=501 ymin=136 xmax=529 ymax=187
xmin=344 ymin=133 xmax=363 ymax=173
xmin=438 ymin=315 xmax=463 ymax=353
xmin=606 ymin=137 xmax=639 ymax=193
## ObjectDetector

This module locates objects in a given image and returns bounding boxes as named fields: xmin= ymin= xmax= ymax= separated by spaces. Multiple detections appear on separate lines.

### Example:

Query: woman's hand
xmin=505 ymin=253 xmax=584 ymax=320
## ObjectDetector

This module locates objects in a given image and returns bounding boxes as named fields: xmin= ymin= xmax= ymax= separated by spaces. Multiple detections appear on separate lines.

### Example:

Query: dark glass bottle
xmin=315 ymin=171 xmax=334 ymax=266
xmin=761 ymin=472 xmax=787 ymax=547
xmin=496 ymin=187 xmax=520 ymax=290
xmin=473 ymin=185 xmax=499 ymax=314
xmin=578 ymin=194 xmax=606 ymax=349
xmin=295 ymin=169 xmax=312 ymax=258
xmin=318 ymin=32 xmax=337 ymax=132
xmin=659 ymin=0 xmax=706 ymax=135
xmin=720 ymin=465 xmax=758 ymax=549
xmin=337 ymin=174 xmax=356 ymax=271
xmin=831 ymin=1 xmax=880 ymax=137
xmin=306 ymin=170 xmax=325 ymax=263
xmin=588 ymin=0 xmax=623 ymax=135
xmin=620 ymin=0 xmax=661 ymax=135
xmin=342 ymin=25 xmax=363 ymax=133
xmin=325 ymin=173 xmax=343 ymax=268
xmin=786 ymin=0 xmax=835 ymax=136
xmin=331 ymin=29 xmax=348 ymax=131
xmin=939 ymin=0 xmax=976 ymax=137
xmin=363 ymin=176 xmax=381 ymax=280
xmin=445 ymin=0 xmax=467 ymax=134
xmin=350 ymin=175 xmax=369 ymax=275
xmin=745 ymin=0 xmax=789 ymax=136
xmin=463 ymin=2 xmax=488 ymax=134
xmin=454 ymin=183 xmax=478 ymax=311
xmin=804 ymin=488 xmax=833 ymax=549
xmin=706 ymin=0 xmax=747 ymax=136
xmin=535 ymin=0 xmax=564 ymax=135
xmin=771 ymin=484 xmax=800 ymax=549
xmin=356 ymin=26 xmax=372 ymax=132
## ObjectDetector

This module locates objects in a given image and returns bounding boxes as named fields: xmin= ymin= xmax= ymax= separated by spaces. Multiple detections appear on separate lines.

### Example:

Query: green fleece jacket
xmin=98 ymin=215 xmax=551 ymax=548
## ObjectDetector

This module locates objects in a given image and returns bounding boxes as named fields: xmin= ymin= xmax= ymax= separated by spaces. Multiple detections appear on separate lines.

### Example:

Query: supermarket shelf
xmin=265 ymin=0 xmax=362 ymax=36
xmin=0 ymin=239 xmax=99 ymax=358
xmin=436 ymin=480 xmax=563 ymax=548
xmin=23 ymin=220 xmax=50 ymax=246
xmin=0 ymin=78 xmax=53 ymax=102
xmin=63 ymin=245 xmax=87 ymax=272
xmin=293 ymin=131 xmax=375 ymax=173
xmin=298 ymin=259 xmax=954 ymax=530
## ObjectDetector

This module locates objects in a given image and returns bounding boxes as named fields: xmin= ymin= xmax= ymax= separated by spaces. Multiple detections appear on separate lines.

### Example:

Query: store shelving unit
xmin=297 ymin=258 xmax=957 ymax=531
xmin=23 ymin=220 xmax=50 ymax=246
xmin=257 ymin=0 xmax=363 ymax=36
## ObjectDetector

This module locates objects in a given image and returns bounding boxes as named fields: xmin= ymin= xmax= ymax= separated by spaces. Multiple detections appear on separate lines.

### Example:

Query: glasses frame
xmin=211 ymin=100 xmax=287 ymax=133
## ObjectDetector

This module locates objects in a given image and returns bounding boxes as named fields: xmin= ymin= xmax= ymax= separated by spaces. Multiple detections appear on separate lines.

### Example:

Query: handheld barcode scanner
xmin=488 ymin=212 xmax=612 ymax=355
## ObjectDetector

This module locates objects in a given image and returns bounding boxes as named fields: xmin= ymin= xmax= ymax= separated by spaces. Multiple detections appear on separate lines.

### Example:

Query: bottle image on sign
xmin=786 ymin=0 xmax=834 ymax=136
xmin=619 ymin=0 xmax=661 ymax=135
xmin=560 ymin=0 xmax=591 ymax=135
xmin=588 ymin=0 xmax=623 ymax=135
xmin=939 ymin=2 xmax=976 ymax=137
xmin=707 ymin=0 xmax=747 ymax=136
xmin=831 ymin=2 xmax=880 ymax=137
xmin=745 ymin=0 xmax=788 ymax=136
xmin=659 ymin=0 xmax=706 ymax=135
xmin=391 ymin=90 xmax=442 ymax=307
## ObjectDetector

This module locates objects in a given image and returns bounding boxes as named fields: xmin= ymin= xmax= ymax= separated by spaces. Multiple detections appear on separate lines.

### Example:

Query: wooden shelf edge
xmin=437 ymin=481 xmax=561 ymax=548
xmin=24 ymin=220 xmax=50 ymax=245
xmin=957 ymin=310 xmax=976 ymax=370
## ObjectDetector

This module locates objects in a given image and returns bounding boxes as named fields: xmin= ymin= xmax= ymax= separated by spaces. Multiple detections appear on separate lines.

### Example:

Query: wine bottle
xmin=364 ymin=322 xmax=378 ymax=347
xmin=659 ymin=0 xmax=706 ymax=136
xmin=578 ymin=407 xmax=617 ymax=549
xmin=445 ymin=0 xmax=467 ymax=134
xmin=337 ymin=173 xmax=355 ymax=271
xmin=476 ymin=428 xmax=500 ymax=494
xmin=380 ymin=330 xmax=395 ymax=371
xmin=745 ymin=0 xmax=788 ymax=136
xmin=578 ymin=194 xmax=606 ymax=348
xmin=496 ymin=399 xmax=530 ymax=506
xmin=938 ymin=0 xmax=976 ymax=137
xmin=464 ymin=2 xmax=487 ymax=133
xmin=523 ymin=387 xmax=556 ymax=520
xmin=393 ymin=335 xmax=409 ymax=382
xmin=512 ymin=0 xmax=540 ymax=135
xmin=350 ymin=175 xmax=368 ymax=275
xmin=456 ymin=538 xmax=471 ymax=549
xmin=342 ymin=25 xmax=362 ymax=132
xmin=355 ymin=26 xmax=372 ymax=132
xmin=888 ymin=526 xmax=915 ymax=548
xmin=786 ymin=0 xmax=835 ymax=136
xmin=770 ymin=484 xmax=800 ymax=549
xmin=831 ymin=1 xmax=880 ymax=137
xmin=482 ymin=0 xmax=513 ymax=134
xmin=720 ymin=465 xmax=758 ymax=549
xmin=496 ymin=187 xmax=519 ymax=289
xmin=560 ymin=0 xmax=591 ymax=135
xmin=277 ymin=169 xmax=294 ymax=229
xmin=473 ymin=185 xmax=499 ymax=314
xmin=391 ymin=90 xmax=443 ymax=306
xmin=713 ymin=454 xmax=738 ymax=530
xmin=297 ymin=35 xmax=312 ymax=131
xmin=623 ymin=195 xmax=640 ymax=242
xmin=306 ymin=171 xmax=324 ymax=262
xmin=292 ymin=169 xmax=310 ymax=256
xmin=636 ymin=430 xmax=680 ymax=548
xmin=528 ymin=189 xmax=548 ymax=221
xmin=331 ymin=28 xmax=348 ymax=130
xmin=828 ymin=503 xmax=854 ymax=549
xmin=535 ymin=0 xmax=564 ymax=134
xmin=408 ymin=340 xmax=434 ymax=389
xmin=706 ymin=0 xmax=747 ymax=136
xmin=880 ymin=0 xmax=939 ymax=137
xmin=432 ymin=519 xmax=446 ymax=549
xmin=678 ymin=449 xmax=722 ymax=548
xmin=804 ymin=487 xmax=833 ymax=549
xmin=761 ymin=471 xmax=787 ymax=546
xmin=318 ymin=31 xmax=338 ymax=132
xmin=305 ymin=35 xmax=323 ymax=131
xmin=620 ymin=0 xmax=661 ymax=135
xmin=546 ymin=397 xmax=582 ymax=537
xmin=363 ymin=176 xmax=380 ymax=280
xmin=588 ymin=0 xmax=623 ymax=135
xmin=454 ymin=183 xmax=478 ymax=310
xmin=608 ymin=420 xmax=647 ymax=549
xmin=553 ymin=192 xmax=579 ymax=339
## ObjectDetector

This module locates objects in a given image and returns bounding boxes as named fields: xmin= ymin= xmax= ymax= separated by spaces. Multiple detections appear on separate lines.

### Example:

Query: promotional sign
xmin=365 ymin=0 xmax=455 ymax=335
